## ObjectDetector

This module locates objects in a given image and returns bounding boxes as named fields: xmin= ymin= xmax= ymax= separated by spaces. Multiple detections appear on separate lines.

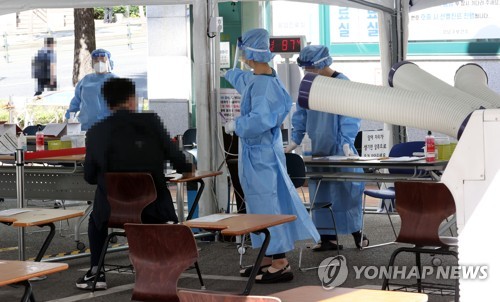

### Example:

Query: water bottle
xmin=302 ymin=133 xmax=312 ymax=156
xmin=36 ymin=126 xmax=44 ymax=152
xmin=425 ymin=130 xmax=435 ymax=163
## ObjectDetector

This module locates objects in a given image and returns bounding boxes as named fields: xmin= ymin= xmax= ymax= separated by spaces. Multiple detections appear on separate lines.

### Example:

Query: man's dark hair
xmin=44 ymin=37 xmax=55 ymax=46
xmin=102 ymin=78 xmax=136 ymax=108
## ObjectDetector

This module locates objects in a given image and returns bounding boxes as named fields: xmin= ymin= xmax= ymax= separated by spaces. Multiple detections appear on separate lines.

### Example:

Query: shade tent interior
xmin=2 ymin=0 xmax=487 ymax=298
xmin=0 ymin=0 xmax=459 ymax=212
xmin=0 ymin=0 xmax=459 ymax=247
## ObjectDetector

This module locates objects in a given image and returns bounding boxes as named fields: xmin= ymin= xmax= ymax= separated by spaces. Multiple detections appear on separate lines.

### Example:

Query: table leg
xmin=34 ymin=223 xmax=55 ymax=262
xmin=242 ymin=228 xmax=270 ymax=295
xmin=19 ymin=280 xmax=34 ymax=302
xmin=187 ymin=179 xmax=204 ymax=221
xmin=176 ymin=182 xmax=185 ymax=222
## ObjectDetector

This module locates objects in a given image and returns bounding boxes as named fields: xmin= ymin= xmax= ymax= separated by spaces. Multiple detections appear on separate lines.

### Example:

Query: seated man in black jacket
xmin=76 ymin=77 xmax=192 ymax=290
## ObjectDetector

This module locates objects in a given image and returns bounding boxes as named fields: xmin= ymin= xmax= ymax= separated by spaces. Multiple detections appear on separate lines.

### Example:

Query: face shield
xmin=233 ymin=36 xmax=271 ymax=70
xmin=233 ymin=37 xmax=242 ymax=70
xmin=92 ymin=51 xmax=111 ymax=74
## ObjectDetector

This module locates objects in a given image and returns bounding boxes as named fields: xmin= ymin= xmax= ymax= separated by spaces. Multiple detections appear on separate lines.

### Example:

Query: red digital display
xmin=269 ymin=37 xmax=302 ymax=53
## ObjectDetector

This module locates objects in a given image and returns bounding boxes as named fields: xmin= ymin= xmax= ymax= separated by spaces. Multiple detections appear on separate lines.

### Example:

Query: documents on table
xmin=189 ymin=213 xmax=240 ymax=222
xmin=380 ymin=156 xmax=424 ymax=162
xmin=312 ymin=155 xmax=378 ymax=161
xmin=42 ymin=123 xmax=67 ymax=137
xmin=0 ymin=208 xmax=33 ymax=216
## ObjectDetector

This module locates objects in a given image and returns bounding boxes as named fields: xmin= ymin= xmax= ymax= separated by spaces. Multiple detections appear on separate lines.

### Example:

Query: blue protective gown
xmin=65 ymin=72 xmax=116 ymax=131
xmin=225 ymin=68 xmax=320 ymax=255
xmin=291 ymin=73 xmax=365 ymax=235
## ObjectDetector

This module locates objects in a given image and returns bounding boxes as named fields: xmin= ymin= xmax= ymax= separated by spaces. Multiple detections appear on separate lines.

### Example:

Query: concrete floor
xmin=0 ymin=186 xmax=457 ymax=302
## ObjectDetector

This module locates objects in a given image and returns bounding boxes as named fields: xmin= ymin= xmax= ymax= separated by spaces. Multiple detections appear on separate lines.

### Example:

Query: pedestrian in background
xmin=104 ymin=7 xmax=114 ymax=23
xmin=33 ymin=37 xmax=56 ymax=96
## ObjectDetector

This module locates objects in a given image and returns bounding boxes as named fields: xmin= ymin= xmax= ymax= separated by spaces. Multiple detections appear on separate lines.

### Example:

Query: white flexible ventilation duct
xmin=298 ymin=73 xmax=475 ymax=139
xmin=455 ymin=63 xmax=500 ymax=108
xmin=389 ymin=61 xmax=494 ymax=110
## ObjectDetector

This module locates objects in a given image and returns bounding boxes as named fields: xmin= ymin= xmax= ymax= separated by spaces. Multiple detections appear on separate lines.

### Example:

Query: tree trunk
xmin=73 ymin=8 xmax=96 ymax=86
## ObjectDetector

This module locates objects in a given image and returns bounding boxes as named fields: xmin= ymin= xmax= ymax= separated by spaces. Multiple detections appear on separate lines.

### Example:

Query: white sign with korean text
xmin=219 ymin=88 xmax=241 ymax=121
xmin=408 ymin=1 xmax=500 ymax=40
xmin=362 ymin=130 xmax=390 ymax=158
xmin=220 ymin=42 xmax=231 ymax=69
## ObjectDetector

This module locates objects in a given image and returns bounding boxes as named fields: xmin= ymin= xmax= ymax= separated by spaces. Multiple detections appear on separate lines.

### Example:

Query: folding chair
xmin=285 ymin=153 xmax=340 ymax=272
xmin=360 ymin=141 xmax=425 ymax=249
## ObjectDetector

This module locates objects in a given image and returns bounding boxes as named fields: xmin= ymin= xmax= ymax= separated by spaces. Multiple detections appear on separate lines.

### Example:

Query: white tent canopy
xmin=0 ymin=0 xmax=458 ymax=19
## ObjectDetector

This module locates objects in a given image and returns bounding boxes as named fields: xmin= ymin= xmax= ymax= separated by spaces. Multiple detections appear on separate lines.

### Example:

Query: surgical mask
xmin=93 ymin=62 xmax=108 ymax=73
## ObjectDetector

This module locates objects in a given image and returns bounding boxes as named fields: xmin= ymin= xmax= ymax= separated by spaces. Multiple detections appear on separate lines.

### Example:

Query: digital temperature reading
xmin=269 ymin=37 xmax=303 ymax=54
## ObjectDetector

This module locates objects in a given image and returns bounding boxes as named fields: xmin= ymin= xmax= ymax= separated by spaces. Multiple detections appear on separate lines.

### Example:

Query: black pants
xmin=88 ymin=215 xmax=109 ymax=267
xmin=35 ymin=78 xmax=56 ymax=95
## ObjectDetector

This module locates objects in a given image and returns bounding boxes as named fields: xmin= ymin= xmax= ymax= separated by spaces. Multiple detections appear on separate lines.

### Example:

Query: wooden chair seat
xmin=125 ymin=223 xmax=200 ymax=302
xmin=92 ymin=172 xmax=157 ymax=292
xmin=383 ymin=181 xmax=459 ymax=302
xmin=177 ymin=289 xmax=281 ymax=302
xmin=106 ymin=172 xmax=157 ymax=229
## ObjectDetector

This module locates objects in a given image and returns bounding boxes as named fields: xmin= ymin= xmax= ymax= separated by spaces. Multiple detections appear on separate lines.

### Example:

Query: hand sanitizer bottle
xmin=17 ymin=132 xmax=27 ymax=152
xmin=36 ymin=126 xmax=44 ymax=152
xmin=302 ymin=133 xmax=312 ymax=157
xmin=425 ymin=130 xmax=435 ymax=163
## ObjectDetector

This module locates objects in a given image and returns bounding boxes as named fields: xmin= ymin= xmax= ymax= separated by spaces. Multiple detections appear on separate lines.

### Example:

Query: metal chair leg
xmin=194 ymin=261 xmax=206 ymax=290
xmin=299 ymin=203 xmax=340 ymax=272
xmin=360 ymin=196 xmax=397 ymax=250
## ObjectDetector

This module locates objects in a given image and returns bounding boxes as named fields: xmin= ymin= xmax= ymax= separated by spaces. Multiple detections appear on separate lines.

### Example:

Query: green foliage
xmin=0 ymin=101 xmax=9 ymax=122
xmin=94 ymin=6 xmax=145 ymax=19
xmin=0 ymin=100 xmax=66 ymax=128
xmin=94 ymin=7 xmax=105 ymax=19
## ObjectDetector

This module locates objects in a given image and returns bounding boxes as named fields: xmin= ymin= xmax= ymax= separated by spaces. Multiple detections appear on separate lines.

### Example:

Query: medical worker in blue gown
xmin=65 ymin=49 xmax=117 ymax=131
xmin=224 ymin=28 xmax=320 ymax=284
xmin=286 ymin=45 xmax=369 ymax=251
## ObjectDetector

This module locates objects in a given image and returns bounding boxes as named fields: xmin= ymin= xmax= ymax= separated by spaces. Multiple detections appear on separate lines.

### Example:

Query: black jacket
xmin=84 ymin=110 xmax=192 ymax=229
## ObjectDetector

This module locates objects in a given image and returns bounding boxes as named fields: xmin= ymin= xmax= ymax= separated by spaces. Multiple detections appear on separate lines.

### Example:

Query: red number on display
xmin=282 ymin=39 xmax=288 ymax=51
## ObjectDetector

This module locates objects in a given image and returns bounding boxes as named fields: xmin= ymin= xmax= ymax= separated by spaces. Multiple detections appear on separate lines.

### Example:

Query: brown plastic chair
xmin=93 ymin=173 xmax=205 ymax=292
xmin=124 ymin=224 xmax=201 ymax=302
xmin=382 ymin=181 xmax=458 ymax=302
xmin=177 ymin=289 xmax=281 ymax=302
xmin=92 ymin=172 xmax=158 ymax=291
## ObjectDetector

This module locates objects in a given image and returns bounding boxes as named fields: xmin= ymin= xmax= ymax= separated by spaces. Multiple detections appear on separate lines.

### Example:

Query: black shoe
xmin=352 ymin=231 xmax=369 ymax=249
xmin=311 ymin=240 xmax=343 ymax=252
xmin=76 ymin=270 xmax=107 ymax=290
xmin=240 ymin=264 xmax=271 ymax=277
xmin=255 ymin=264 xmax=293 ymax=284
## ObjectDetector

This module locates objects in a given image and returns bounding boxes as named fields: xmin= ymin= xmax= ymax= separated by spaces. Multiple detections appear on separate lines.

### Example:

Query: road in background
xmin=0 ymin=18 xmax=434 ymax=142
xmin=0 ymin=19 xmax=148 ymax=101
